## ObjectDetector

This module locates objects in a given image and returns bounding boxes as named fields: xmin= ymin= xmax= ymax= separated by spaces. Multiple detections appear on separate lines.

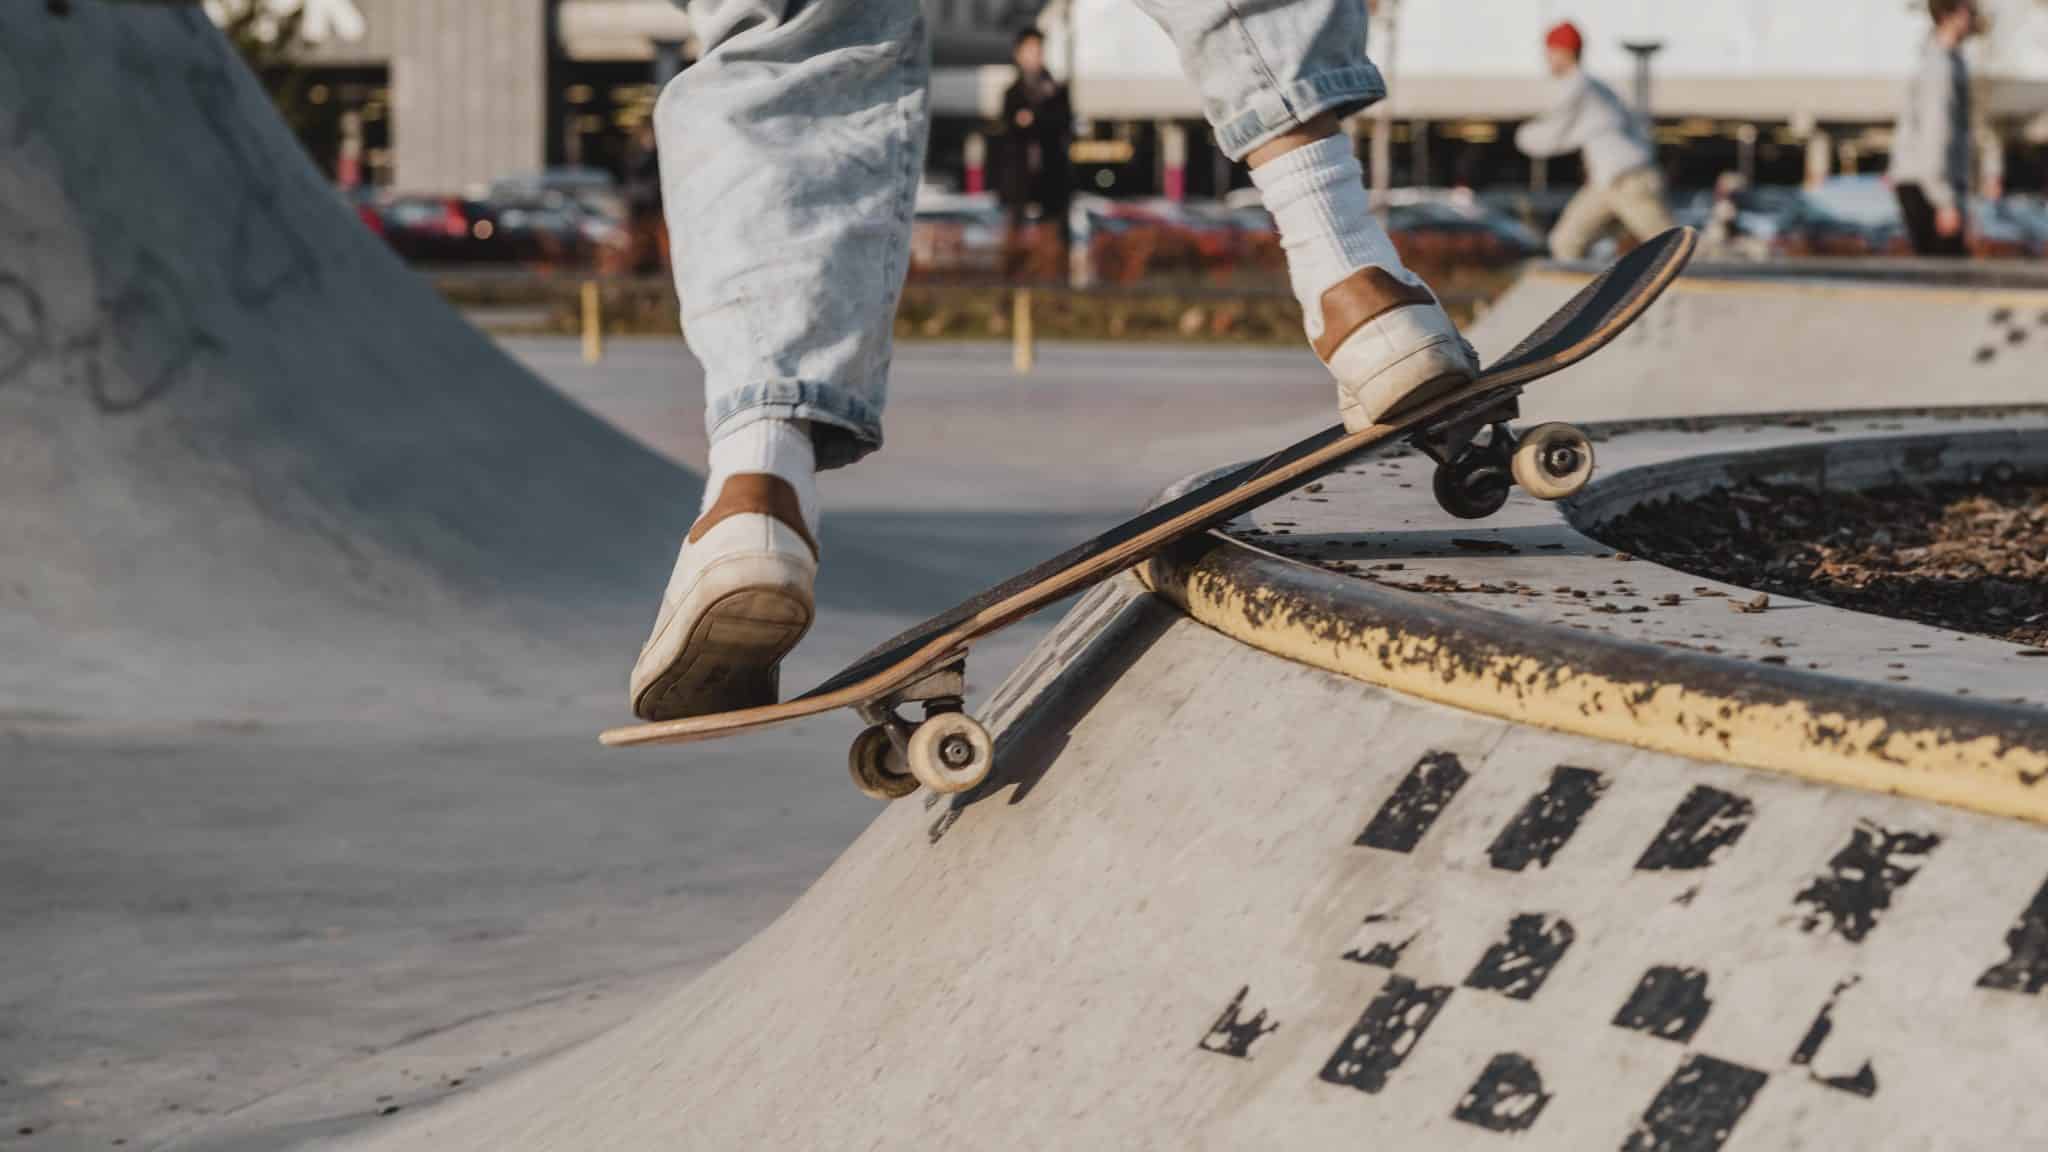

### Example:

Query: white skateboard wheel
xmin=1512 ymin=422 xmax=1595 ymax=501
xmin=906 ymin=713 xmax=993 ymax=795
xmin=848 ymin=725 xmax=918 ymax=800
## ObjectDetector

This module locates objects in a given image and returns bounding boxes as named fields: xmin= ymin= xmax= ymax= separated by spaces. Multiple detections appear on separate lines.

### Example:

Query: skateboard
xmin=602 ymin=227 xmax=1698 ymax=800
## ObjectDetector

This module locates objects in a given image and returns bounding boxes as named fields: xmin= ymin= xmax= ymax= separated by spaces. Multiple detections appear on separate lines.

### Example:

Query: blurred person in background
xmin=1515 ymin=20 xmax=1673 ymax=260
xmin=1890 ymin=0 xmax=1981 ymax=257
xmin=631 ymin=0 xmax=1481 ymax=722
xmin=999 ymin=28 xmax=1073 ymax=279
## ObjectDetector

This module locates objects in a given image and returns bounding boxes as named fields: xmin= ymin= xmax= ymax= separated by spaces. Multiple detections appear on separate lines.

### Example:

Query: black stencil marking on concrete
xmin=1978 ymin=874 xmax=2048 ymax=994
xmin=1793 ymin=821 xmax=1940 ymax=944
xmin=1341 ymin=913 xmax=1413 ymax=969
xmin=1817 ymin=1063 xmax=1878 ymax=1098
xmin=1488 ymin=765 xmax=1609 ymax=871
xmin=1199 ymin=985 xmax=1279 ymax=1059
xmin=1357 ymin=751 xmax=1469 ymax=853
xmin=1317 ymin=976 xmax=1452 ymax=1094
xmin=1620 ymin=1055 xmax=1768 ymax=1152
xmin=1465 ymin=913 xmax=1575 ymax=1001
xmin=1789 ymin=977 xmax=1877 ymax=1097
xmin=1612 ymin=966 xmax=1712 ymax=1043
xmin=1453 ymin=1053 xmax=1551 ymax=1132
xmin=1789 ymin=977 xmax=1851 ymax=1066
xmin=1635 ymin=787 xmax=1753 ymax=872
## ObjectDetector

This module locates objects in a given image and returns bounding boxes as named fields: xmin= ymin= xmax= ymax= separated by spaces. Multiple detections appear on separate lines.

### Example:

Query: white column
xmin=965 ymin=132 xmax=987 ymax=195
xmin=1804 ymin=129 xmax=1832 ymax=188
xmin=1162 ymin=123 xmax=1188 ymax=201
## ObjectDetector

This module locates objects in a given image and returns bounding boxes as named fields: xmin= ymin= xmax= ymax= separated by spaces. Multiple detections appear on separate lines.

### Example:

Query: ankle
xmin=703 ymin=418 xmax=819 ymax=537
xmin=1249 ymin=135 xmax=1419 ymax=343
xmin=1245 ymin=112 xmax=1343 ymax=169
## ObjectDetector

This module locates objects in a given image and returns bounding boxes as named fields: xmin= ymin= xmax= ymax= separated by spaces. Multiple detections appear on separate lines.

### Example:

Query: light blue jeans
xmin=658 ymin=0 xmax=1384 ymax=469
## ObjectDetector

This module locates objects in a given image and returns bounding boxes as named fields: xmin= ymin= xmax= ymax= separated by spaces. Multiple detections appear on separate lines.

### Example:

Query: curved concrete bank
xmin=0 ymin=1 xmax=686 ymax=731
xmin=348 ymin=571 xmax=2048 ymax=1149
xmin=1473 ymin=258 xmax=2048 ymax=424
xmin=1161 ymin=414 xmax=2048 ymax=821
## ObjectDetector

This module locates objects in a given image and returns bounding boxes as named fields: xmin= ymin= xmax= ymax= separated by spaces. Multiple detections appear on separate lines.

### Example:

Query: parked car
xmin=909 ymin=188 xmax=1005 ymax=276
xmin=1967 ymin=196 xmax=2041 ymax=258
xmin=1673 ymin=183 xmax=1805 ymax=253
xmin=377 ymin=196 xmax=513 ymax=264
xmin=1995 ymin=195 xmax=2048 ymax=255
xmin=486 ymin=168 xmax=626 ymax=225
xmin=490 ymin=199 xmax=598 ymax=265
xmin=1476 ymin=186 xmax=1581 ymax=240
xmin=1379 ymin=190 xmax=1546 ymax=264
xmin=1803 ymin=174 xmax=2031 ymax=258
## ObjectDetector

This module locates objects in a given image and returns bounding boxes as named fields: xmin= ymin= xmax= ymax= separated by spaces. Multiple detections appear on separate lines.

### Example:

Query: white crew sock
xmin=1250 ymin=133 xmax=1422 ymax=343
xmin=702 ymin=417 xmax=820 ymax=537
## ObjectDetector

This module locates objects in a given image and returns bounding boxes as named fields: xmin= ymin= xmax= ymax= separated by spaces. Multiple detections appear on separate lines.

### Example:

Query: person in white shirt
xmin=1514 ymin=21 xmax=1674 ymax=260
xmin=1889 ymin=0 xmax=1981 ymax=257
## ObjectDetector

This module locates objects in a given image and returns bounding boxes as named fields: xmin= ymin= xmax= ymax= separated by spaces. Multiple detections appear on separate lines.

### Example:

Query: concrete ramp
xmin=1473 ymin=259 xmax=2048 ymax=424
xmin=347 ymin=577 xmax=2048 ymax=1150
xmin=0 ymin=1 xmax=685 ymax=731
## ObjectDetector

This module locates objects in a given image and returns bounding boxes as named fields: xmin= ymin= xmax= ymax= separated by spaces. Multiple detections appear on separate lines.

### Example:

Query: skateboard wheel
xmin=1511 ymin=422 xmax=1595 ymax=501
xmin=848 ymin=725 xmax=918 ymax=801
xmin=905 ymin=713 xmax=993 ymax=795
xmin=1432 ymin=454 xmax=1512 ymax=520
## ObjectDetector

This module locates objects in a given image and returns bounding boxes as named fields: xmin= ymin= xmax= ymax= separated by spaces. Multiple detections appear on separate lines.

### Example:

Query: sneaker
xmin=1314 ymin=267 xmax=1479 ymax=431
xmin=630 ymin=474 xmax=817 ymax=721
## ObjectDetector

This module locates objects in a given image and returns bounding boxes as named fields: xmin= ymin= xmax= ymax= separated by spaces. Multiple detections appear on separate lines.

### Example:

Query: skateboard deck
xmin=603 ymin=227 xmax=1698 ymax=797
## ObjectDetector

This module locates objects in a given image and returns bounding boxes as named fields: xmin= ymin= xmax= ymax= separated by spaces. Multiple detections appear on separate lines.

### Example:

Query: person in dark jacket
xmin=998 ymin=28 xmax=1072 ymax=278
xmin=1890 ymin=0 xmax=1981 ymax=257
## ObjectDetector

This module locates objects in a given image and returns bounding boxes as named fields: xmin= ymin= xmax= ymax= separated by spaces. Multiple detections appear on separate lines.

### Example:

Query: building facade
xmin=267 ymin=0 xmax=2048 ymax=198
xmin=279 ymin=0 xmax=1042 ymax=193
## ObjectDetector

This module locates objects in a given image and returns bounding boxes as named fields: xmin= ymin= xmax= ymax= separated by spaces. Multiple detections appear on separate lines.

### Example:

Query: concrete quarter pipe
xmin=348 ymin=577 xmax=2048 ymax=1150
xmin=0 ymin=0 xmax=685 ymax=731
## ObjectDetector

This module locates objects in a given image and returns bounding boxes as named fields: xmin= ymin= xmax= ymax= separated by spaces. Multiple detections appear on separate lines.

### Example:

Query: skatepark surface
xmin=1 ymin=6 xmax=1336 ymax=1148
xmin=10 ymin=5 xmax=2048 ymax=1150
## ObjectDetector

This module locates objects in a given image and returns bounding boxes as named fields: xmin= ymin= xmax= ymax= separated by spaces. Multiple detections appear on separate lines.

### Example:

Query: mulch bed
xmin=1593 ymin=470 xmax=2048 ymax=649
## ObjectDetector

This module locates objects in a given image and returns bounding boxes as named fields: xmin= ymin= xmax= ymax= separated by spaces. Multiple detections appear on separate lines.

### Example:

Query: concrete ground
xmin=2 ymin=338 xmax=1334 ymax=1152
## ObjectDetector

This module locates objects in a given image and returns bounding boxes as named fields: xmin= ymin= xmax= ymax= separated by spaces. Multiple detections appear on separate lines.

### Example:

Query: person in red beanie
xmin=1515 ymin=20 xmax=1673 ymax=259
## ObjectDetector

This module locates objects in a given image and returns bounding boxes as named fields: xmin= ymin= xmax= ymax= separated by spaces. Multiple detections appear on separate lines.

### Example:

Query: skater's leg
xmin=1609 ymin=167 xmax=1677 ymax=247
xmin=632 ymin=0 xmax=930 ymax=721
xmin=1548 ymin=182 xmax=1617 ymax=260
xmin=1132 ymin=0 xmax=1476 ymax=428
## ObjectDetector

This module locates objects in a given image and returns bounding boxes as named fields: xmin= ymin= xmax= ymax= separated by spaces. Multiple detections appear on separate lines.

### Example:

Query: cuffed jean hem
xmin=707 ymin=380 xmax=885 ymax=471
xmin=1211 ymin=64 xmax=1387 ymax=160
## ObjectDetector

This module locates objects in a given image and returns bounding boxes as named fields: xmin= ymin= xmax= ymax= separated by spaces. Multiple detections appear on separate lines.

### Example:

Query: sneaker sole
xmin=633 ymin=586 xmax=813 ymax=721
xmin=1340 ymin=367 xmax=1471 ymax=430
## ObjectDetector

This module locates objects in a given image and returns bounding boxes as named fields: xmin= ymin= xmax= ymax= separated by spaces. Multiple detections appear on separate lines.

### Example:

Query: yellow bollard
xmin=1012 ymin=288 xmax=1034 ymax=375
xmin=581 ymin=280 xmax=603 ymax=365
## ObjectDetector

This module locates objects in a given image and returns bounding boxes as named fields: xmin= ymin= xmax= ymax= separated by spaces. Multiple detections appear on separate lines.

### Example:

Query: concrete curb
xmin=1140 ymin=525 xmax=2048 ymax=826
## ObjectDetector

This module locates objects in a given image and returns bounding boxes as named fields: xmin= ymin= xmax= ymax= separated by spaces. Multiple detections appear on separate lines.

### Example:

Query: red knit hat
xmin=1545 ymin=21 xmax=1584 ymax=57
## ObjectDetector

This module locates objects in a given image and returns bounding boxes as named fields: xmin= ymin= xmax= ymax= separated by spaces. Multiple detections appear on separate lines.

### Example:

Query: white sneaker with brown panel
xmin=1313 ymin=267 xmax=1479 ymax=432
xmin=630 ymin=474 xmax=818 ymax=721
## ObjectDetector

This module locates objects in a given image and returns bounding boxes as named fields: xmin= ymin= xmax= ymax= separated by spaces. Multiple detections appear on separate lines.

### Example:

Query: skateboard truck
xmin=1408 ymin=392 xmax=1595 ymax=520
xmin=845 ymin=656 xmax=994 ymax=800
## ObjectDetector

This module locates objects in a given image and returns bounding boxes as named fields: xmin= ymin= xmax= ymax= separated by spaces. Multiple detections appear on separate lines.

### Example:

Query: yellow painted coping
xmin=1141 ymin=534 xmax=2048 ymax=826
